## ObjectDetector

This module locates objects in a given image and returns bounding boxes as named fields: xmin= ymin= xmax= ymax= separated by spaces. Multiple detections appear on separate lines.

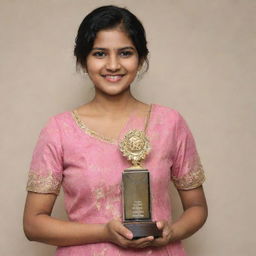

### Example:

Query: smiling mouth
xmin=101 ymin=74 xmax=125 ymax=82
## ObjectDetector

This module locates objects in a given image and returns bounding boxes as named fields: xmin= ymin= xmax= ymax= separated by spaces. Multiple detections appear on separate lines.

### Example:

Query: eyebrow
xmin=91 ymin=46 xmax=136 ymax=51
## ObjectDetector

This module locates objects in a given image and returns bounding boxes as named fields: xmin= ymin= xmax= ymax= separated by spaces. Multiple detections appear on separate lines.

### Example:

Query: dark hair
xmin=74 ymin=5 xmax=149 ymax=71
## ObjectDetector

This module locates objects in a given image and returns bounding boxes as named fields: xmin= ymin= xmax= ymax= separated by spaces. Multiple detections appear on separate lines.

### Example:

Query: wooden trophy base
xmin=124 ymin=221 xmax=162 ymax=239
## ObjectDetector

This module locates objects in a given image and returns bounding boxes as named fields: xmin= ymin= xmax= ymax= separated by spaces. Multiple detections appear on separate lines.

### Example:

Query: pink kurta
xmin=27 ymin=104 xmax=205 ymax=256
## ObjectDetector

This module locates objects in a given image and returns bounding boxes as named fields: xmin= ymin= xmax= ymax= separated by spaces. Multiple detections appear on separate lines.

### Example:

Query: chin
xmin=99 ymin=86 xmax=131 ymax=97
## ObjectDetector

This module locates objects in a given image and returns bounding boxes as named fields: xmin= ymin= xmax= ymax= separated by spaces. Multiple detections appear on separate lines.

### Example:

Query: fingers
xmin=106 ymin=219 xmax=174 ymax=249
xmin=138 ymin=236 xmax=154 ymax=248
xmin=115 ymin=223 xmax=133 ymax=240
xmin=116 ymin=235 xmax=154 ymax=249
xmin=151 ymin=238 xmax=165 ymax=247
xmin=127 ymin=236 xmax=154 ymax=249
xmin=105 ymin=219 xmax=133 ymax=247
xmin=151 ymin=221 xmax=173 ymax=247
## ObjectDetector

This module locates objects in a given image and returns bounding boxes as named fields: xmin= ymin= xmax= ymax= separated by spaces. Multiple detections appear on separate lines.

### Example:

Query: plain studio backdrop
xmin=0 ymin=0 xmax=255 ymax=255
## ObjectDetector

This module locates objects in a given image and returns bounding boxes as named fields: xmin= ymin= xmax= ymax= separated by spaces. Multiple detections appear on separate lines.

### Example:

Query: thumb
xmin=156 ymin=220 xmax=165 ymax=230
xmin=117 ymin=223 xmax=133 ymax=240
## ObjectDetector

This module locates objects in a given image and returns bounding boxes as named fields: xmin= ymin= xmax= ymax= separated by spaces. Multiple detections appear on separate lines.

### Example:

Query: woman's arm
xmin=23 ymin=192 xmax=108 ymax=246
xmin=151 ymin=185 xmax=208 ymax=246
xmin=23 ymin=192 xmax=153 ymax=248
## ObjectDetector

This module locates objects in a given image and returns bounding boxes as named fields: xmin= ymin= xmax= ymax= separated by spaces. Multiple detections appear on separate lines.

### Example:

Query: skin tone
xmin=75 ymin=28 xmax=150 ymax=141
xmin=23 ymin=27 xmax=208 ymax=249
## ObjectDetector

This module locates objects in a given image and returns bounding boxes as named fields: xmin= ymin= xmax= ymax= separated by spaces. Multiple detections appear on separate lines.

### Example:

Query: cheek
xmin=86 ymin=58 xmax=103 ymax=74
xmin=124 ymin=59 xmax=140 ymax=72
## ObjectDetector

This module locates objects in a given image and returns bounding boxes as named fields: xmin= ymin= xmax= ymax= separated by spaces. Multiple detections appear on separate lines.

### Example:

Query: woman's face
xmin=85 ymin=28 xmax=140 ymax=96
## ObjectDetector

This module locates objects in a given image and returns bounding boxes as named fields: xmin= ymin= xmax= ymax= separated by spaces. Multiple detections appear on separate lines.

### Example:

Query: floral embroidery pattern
xmin=26 ymin=169 xmax=62 ymax=195
xmin=92 ymin=183 xmax=121 ymax=219
xmin=172 ymin=156 xmax=205 ymax=190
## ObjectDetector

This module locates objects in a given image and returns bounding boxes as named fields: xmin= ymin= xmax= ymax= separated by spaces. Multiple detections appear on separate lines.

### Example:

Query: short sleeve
xmin=171 ymin=112 xmax=205 ymax=190
xmin=26 ymin=117 xmax=63 ymax=195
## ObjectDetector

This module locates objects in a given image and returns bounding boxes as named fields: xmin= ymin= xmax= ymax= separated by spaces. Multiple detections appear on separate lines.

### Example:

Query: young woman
xmin=23 ymin=5 xmax=207 ymax=256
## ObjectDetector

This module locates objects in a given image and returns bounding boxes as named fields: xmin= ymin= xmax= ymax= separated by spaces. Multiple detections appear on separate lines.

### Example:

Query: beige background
xmin=1 ymin=0 xmax=255 ymax=255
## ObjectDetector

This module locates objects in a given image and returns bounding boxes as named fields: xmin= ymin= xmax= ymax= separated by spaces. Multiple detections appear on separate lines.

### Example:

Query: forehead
xmin=93 ymin=29 xmax=135 ymax=49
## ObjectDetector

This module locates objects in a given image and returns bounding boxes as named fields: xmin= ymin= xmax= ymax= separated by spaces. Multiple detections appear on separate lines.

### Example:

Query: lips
xmin=101 ymin=74 xmax=124 ymax=82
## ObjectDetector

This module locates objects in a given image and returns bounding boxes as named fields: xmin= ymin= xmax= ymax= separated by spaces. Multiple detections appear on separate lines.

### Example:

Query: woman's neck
xmin=90 ymin=89 xmax=139 ymax=116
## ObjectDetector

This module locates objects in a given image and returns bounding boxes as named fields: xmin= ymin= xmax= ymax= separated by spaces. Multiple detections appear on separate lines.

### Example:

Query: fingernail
xmin=127 ymin=233 xmax=133 ymax=239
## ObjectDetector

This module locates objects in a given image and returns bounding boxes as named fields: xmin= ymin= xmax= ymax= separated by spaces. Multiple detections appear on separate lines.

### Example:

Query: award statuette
xmin=119 ymin=130 xmax=162 ymax=239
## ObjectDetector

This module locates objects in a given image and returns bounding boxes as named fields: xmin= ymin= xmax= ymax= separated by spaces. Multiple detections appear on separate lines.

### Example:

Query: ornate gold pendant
xmin=119 ymin=129 xmax=151 ymax=168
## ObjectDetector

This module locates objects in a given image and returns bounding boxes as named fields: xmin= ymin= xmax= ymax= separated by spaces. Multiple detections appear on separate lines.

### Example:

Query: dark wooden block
xmin=124 ymin=221 xmax=162 ymax=239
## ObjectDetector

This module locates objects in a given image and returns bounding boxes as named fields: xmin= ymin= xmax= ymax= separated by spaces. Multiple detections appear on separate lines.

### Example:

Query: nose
xmin=105 ymin=54 xmax=121 ymax=72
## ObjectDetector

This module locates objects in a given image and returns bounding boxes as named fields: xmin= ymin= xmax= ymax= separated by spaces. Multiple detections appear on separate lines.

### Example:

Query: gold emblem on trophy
xmin=119 ymin=129 xmax=161 ymax=239
xmin=119 ymin=130 xmax=151 ymax=168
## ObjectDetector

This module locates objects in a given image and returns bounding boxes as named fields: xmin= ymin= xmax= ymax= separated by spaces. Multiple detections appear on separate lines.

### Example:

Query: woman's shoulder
xmin=52 ymin=111 xmax=73 ymax=122
xmin=152 ymin=103 xmax=181 ymax=121
xmin=41 ymin=111 xmax=74 ymax=131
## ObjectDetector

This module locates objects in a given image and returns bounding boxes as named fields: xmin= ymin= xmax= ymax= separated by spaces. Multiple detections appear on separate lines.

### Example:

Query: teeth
xmin=104 ymin=75 xmax=122 ymax=81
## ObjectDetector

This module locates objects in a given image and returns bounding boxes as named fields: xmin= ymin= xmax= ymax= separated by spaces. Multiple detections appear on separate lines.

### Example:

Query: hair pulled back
xmin=74 ymin=5 xmax=149 ymax=71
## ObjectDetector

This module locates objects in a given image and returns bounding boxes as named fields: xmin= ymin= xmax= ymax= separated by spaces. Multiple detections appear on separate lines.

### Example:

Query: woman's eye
xmin=120 ymin=51 xmax=133 ymax=57
xmin=93 ymin=51 xmax=106 ymax=58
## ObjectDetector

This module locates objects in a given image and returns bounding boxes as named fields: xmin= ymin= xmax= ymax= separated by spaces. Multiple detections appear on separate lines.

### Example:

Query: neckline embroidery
xmin=71 ymin=104 xmax=153 ymax=145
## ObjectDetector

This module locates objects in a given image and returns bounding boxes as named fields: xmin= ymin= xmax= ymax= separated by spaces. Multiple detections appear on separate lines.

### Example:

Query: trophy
xmin=119 ymin=130 xmax=162 ymax=239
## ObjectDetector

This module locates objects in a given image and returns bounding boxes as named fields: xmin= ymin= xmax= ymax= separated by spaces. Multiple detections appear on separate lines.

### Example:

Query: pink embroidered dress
xmin=26 ymin=104 xmax=205 ymax=256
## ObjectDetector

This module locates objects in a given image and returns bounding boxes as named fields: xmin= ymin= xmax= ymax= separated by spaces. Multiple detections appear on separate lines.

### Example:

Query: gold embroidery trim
xmin=72 ymin=110 xmax=117 ymax=144
xmin=71 ymin=104 xmax=152 ymax=145
xmin=26 ymin=170 xmax=62 ymax=195
xmin=172 ymin=157 xmax=206 ymax=190
xmin=144 ymin=104 xmax=152 ymax=133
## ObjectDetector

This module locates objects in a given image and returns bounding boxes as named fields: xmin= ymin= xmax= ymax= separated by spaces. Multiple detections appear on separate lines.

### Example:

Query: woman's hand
xmin=152 ymin=186 xmax=208 ymax=247
xmin=104 ymin=219 xmax=154 ymax=249
xmin=150 ymin=221 xmax=174 ymax=247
